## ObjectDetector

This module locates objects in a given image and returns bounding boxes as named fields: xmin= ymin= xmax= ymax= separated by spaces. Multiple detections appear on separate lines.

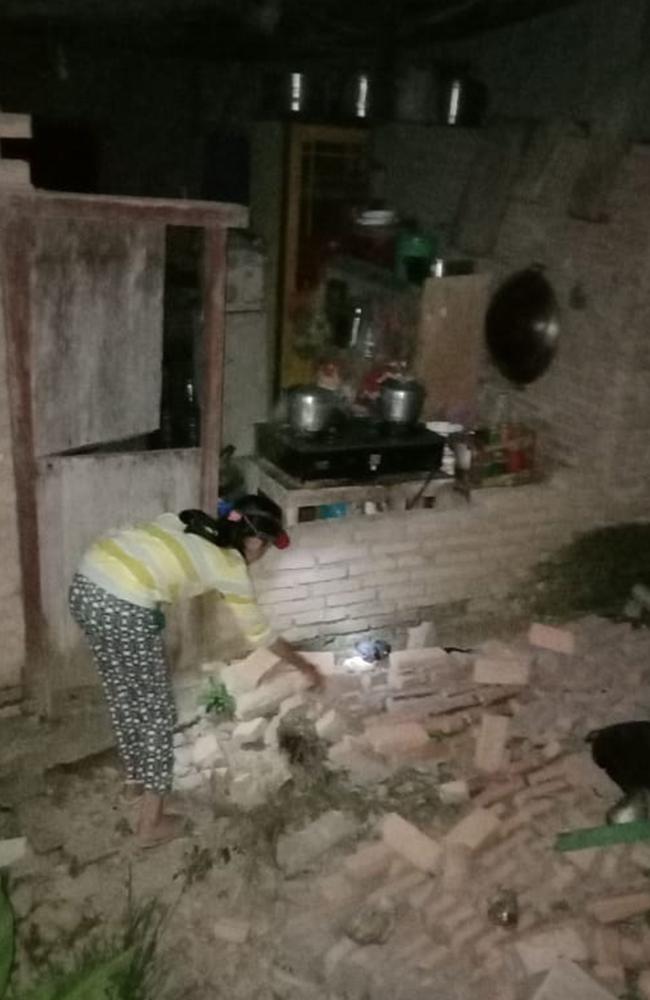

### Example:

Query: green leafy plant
xmin=0 ymin=879 xmax=163 ymax=1000
xmin=198 ymin=679 xmax=236 ymax=719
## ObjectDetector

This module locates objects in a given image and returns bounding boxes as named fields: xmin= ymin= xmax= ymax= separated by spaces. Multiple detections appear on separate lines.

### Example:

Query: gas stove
xmin=255 ymin=420 xmax=445 ymax=483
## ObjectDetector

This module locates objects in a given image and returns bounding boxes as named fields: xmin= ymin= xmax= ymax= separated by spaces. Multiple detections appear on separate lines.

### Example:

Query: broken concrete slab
xmin=236 ymin=672 xmax=309 ymax=720
xmin=276 ymin=810 xmax=357 ymax=876
xmin=381 ymin=812 xmax=441 ymax=873
xmin=531 ymin=958 xmax=617 ymax=1000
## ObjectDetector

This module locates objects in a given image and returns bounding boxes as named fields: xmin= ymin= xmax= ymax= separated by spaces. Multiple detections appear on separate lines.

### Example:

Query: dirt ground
xmin=2 ymin=615 xmax=650 ymax=1000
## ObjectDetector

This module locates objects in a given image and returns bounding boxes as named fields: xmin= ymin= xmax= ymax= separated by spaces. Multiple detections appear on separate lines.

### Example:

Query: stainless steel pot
xmin=379 ymin=378 xmax=425 ymax=426
xmin=287 ymin=385 xmax=336 ymax=434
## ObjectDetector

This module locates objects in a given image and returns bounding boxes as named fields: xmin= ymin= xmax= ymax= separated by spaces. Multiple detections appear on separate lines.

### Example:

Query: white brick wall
xmin=251 ymin=475 xmax=600 ymax=645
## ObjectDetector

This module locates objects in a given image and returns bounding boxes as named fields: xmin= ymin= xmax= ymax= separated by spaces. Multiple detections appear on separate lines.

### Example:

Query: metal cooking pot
xmin=379 ymin=378 xmax=425 ymax=426
xmin=287 ymin=384 xmax=336 ymax=434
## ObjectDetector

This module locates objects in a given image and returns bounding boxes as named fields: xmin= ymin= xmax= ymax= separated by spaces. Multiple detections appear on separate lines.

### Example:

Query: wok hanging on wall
xmin=485 ymin=267 xmax=560 ymax=385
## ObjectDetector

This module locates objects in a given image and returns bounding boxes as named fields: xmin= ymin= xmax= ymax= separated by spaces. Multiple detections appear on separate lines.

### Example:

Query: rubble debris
xmin=343 ymin=842 xmax=393 ymax=882
xmin=192 ymin=733 xmax=226 ymax=769
xmin=585 ymin=890 xmax=650 ymax=924
xmin=406 ymin=621 xmax=436 ymax=650
xmin=487 ymin=888 xmax=519 ymax=928
xmin=388 ymin=647 xmax=450 ymax=691
xmin=473 ymin=655 xmax=530 ymax=686
xmin=315 ymin=709 xmax=348 ymax=744
xmin=364 ymin=720 xmax=430 ymax=759
xmin=344 ymin=898 xmax=395 ymax=945
xmin=220 ymin=647 xmax=280 ymax=696
xmin=381 ymin=813 xmax=441 ymax=873
xmin=236 ymin=672 xmax=309 ymax=720
xmin=232 ymin=717 xmax=267 ymax=747
xmin=528 ymin=623 xmax=576 ymax=655
xmin=445 ymin=807 xmax=500 ymax=852
xmin=531 ymin=958 xmax=617 ymax=1000
xmin=514 ymin=924 xmax=590 ymax=974
xmin=276 ymin=811 xmax=357 ymax=876
xmin=0 ymin=836 xmax=26 ymax=868
xmin=213 ymin=917 xmax=251 ymax=944
xmin=474 ymin=714 xmax=510 ymax=773
xmin=438 ymin=780 xmax=470 ymax=806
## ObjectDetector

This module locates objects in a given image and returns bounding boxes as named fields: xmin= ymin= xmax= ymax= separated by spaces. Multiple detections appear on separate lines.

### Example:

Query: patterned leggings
xmin=68 ymin=574 xmax=176 ymax=794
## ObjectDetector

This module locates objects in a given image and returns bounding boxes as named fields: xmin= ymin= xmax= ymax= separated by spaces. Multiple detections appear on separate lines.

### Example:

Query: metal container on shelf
xmin=287 ymin=384 xmax=337 ymax=435
xmin=379 ymin=377 xmax=425 ymax=427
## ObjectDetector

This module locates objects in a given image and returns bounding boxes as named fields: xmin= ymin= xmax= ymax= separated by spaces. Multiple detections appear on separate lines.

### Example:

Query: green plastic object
xmin=555 ymin=820 xmax=650 ymax=852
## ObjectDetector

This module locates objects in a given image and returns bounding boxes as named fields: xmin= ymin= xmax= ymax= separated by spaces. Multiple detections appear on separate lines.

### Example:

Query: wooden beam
xmin=0 ymin=190 xmax=248 ymax=230
xmin=199 ymin=227 xmax=227 ymax=511
xmin=0 ymin=214 xmax=45 ymax=690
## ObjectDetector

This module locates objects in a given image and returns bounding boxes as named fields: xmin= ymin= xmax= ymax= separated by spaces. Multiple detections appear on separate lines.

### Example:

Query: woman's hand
xmin=269 ymin=637 xmax=326 ymax=691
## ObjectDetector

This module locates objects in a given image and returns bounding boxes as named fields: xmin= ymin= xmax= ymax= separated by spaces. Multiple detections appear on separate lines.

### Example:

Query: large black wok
xmin=485 ymin=267 xmax=560 ymax=385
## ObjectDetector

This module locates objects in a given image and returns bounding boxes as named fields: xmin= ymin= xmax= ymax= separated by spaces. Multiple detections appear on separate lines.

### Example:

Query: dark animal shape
xmin=587 ymin=721 xmax=650 ymax=793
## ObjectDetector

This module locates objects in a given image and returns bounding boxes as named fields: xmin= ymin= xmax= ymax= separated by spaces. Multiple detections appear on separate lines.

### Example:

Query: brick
xmin=343 ymin=841 xmax=394 ymax=882
xmin=319 ymin=873 xmax=359 ymax=907
xmin=267 ymin=550 xmax=316 ymax=570
xmin=591 ymin=927 xmax=622 ymax=966
xmin=276 ymin=811 xmax=357 ymax=876
xmin=586 ymin=892 xmax=650 ymax=924
xmin=213 ymin=918 xmax=250 ymax=944
xmin=531 ymin=959 xmax=618 ymax=1000
xmin=365 ymin=721 xmax=430 ymax=758
xmin=258 ymin=585 xmax=310 ymax=605
xmin=381 ymin=813 xmax=441 ymax=873
xmin=293 ymin=607 xmax=347 ymax=626
xmin=473 ymin=656 xmax=530 ymax=686
xmin=317 ymin=545 xmax=368 ymax=564
xmin=236 ymin=672 xmax=309 ymax=720
xmin=232 ymin=717 xmax=267 ymax=746
xmin=474 ymin=714 xmax=510 ymax=774
xmin=316 ymin=710 xmax=348 ymax=743
xmin=192 ymin=733 xmax=226 ymax=769
xmin=326 ymin=588 xmax=376 ymax=607
xmin=220 ymin=647 xmax=281 ymax=696
xmin=474 ymin=778 xmax=525 ymax=807
xmin=438 ymin=780 xmax=470 ymax=806
xmin=440 ymin=842 xmax=471 ymax=893
xmin=514 ymin=925 xmax=589 ymax=974
xmin=528 ymin=623 xmax=575 ymax=655
xmin=445 ymin=807 xmax=500 ymax=852
xmin=271 ymin=597 xmax=325 ymax=617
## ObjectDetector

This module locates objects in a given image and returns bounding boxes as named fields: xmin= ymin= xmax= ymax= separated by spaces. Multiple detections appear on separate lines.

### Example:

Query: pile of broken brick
xmin=176 ymin=617 xmax=650 ymax=1000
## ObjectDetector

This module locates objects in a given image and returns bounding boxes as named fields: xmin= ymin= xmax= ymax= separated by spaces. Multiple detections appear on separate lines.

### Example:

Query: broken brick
xmin=474 ymin=714 xmax=510 ymax=773
xmin=586 ymin=892 xmax=650 ymax=924
xmin=343 ymin=841 xmax=393 ymax=882
xmin=473 ymin=655 xmax=530 ymax=686
xmin=438 ymin=780 xmax=470 ymax=806
xmin=528 ymin=623 xmax=575 ymax=655
xmin=514 ymin=925 xmax=589 ymax=974
xmin=276 ymin=810 xmax=357 ymax=875
xmin=381 ymin=813 xmax=441 ymax=873
xmin=445 ymin=807 xmax=500 ymax=852
xmin=220 ymin=647 xmax=280 ymax=696
xmin=365 ymin=720 xmax=430 ymax=758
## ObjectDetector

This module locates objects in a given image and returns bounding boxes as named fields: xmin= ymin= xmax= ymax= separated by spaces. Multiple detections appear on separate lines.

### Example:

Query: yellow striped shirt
xmin=78 ymin=513 xmax=275 ymax=648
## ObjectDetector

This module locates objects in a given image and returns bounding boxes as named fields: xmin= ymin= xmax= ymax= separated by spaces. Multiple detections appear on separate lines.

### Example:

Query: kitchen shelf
xmin=252 ymin=457 xmax=454 ymax=526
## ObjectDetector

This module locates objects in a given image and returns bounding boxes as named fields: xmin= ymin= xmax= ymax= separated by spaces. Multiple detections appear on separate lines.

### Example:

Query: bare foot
xmin=137 ymin=812 xmax=187 ymax=849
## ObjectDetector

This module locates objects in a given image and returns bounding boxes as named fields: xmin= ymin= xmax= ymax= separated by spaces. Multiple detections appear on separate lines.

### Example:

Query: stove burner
xmin=255 ymin=419 xmax=444 ymax=483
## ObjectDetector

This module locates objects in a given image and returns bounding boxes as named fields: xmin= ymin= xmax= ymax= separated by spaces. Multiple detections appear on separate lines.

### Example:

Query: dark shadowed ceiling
xmin=0 ymin=0 xmax=588 ymax=57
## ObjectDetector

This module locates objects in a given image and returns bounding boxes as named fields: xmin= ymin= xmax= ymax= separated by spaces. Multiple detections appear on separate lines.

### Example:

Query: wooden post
xmin=1 ymin=212 xmax=45 ymax=693
xmin=200 ymin=226 xmax=226 ymax=511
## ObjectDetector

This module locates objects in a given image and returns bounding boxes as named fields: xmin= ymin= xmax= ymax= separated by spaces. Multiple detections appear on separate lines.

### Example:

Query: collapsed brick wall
xmin=252 ymin=478 xmax=603 ymax=646
xmin=0 ymin=280 xmax=25 ymax=692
